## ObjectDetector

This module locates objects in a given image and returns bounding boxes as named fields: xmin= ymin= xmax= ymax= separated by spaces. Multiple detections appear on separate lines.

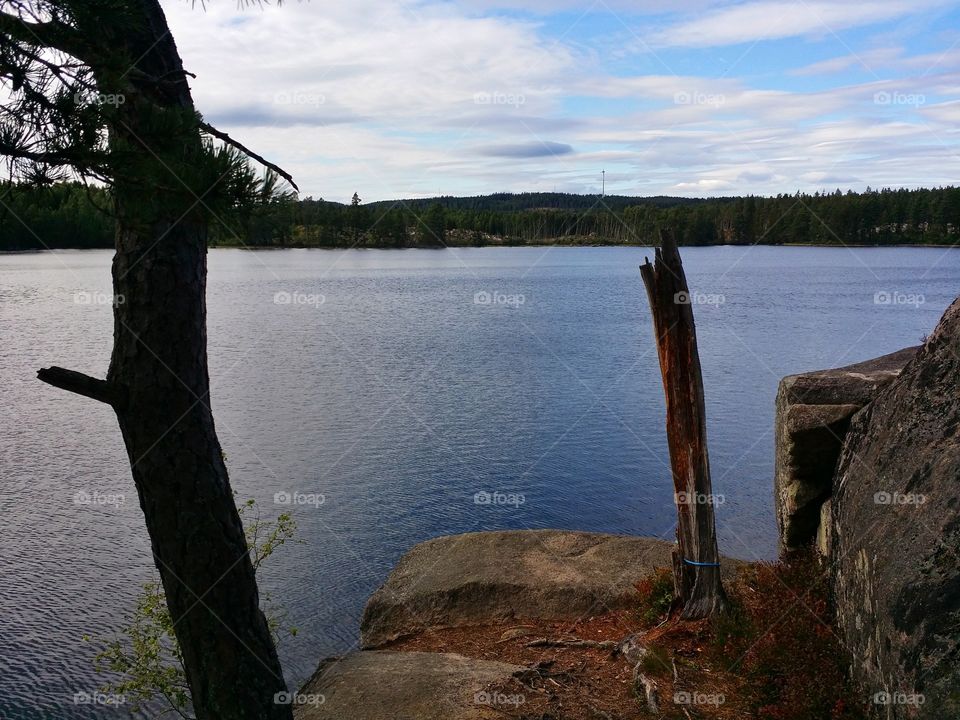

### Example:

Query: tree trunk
xmin=640 ymin=230 xmax=727 ymax=619
xmin=38 ymin=2 xmax=292 ymax=717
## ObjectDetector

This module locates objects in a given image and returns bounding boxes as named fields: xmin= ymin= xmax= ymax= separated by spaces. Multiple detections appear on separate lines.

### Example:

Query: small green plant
xmin=635 ymin=568 xmax=675 ymax=626
xmin=85 ymin=498 xmax=298 ymax=718
xmin=636 ymin=642 xmax=671 ymax=676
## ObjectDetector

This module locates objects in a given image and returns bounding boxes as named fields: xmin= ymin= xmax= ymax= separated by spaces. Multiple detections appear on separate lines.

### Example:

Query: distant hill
xmin=3 ymin=183 xmax=958 ymax=251
xmin=363 ymin=192 xmax=713 ymax=213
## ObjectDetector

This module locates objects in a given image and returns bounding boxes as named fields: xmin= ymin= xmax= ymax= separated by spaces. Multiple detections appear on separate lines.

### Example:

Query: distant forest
xmin=2 ymin=183 xmax=959 ymax=251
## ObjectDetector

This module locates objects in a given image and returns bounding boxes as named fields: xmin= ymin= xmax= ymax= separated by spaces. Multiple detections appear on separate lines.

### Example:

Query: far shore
xmin=3 ymin=241 xmax=958 ymax=254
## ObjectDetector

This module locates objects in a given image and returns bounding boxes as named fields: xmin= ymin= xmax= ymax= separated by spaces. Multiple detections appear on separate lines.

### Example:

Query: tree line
xmin=0 ymin=182 xmax=113 ymax=249
xmin=2 ymin=184 xmax=959 ymax=251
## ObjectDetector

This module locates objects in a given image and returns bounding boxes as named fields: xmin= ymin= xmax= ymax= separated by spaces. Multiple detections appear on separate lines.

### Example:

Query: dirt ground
xmin=386 ymin=608 xmax=753 ymax=720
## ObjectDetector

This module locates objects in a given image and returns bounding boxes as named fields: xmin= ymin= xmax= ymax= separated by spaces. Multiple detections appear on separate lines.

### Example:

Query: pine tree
xmin=1 ymin=2 xmax=295 ymax=717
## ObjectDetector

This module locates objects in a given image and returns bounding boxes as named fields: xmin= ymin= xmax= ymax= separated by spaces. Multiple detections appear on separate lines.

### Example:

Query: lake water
xmin=1 ymin=245 xmax=956 ymax=718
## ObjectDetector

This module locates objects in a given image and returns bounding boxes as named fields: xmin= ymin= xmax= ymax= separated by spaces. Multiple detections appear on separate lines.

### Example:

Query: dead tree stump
xmin=640 ymin=230 xmax=728 ymax=619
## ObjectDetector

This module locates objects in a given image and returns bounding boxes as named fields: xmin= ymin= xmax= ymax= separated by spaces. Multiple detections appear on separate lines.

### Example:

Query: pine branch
xmin=0 ymin=141 xmax=84 ymax=166
xmin=0 ymin=10 xmax=97 ymax=65
xmin=198 ymin=121 xmax=299 ymax=193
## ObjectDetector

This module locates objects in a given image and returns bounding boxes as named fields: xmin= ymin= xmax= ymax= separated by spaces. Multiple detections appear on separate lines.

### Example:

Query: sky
xmin=161 ymin=0 xmax=960 ymax=203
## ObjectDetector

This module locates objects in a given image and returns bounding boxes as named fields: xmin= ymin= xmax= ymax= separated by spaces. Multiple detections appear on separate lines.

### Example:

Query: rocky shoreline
xmin=295 ymin=532 xmax=744 ymax=719
xmin=294 ymin=298 xmax=960 ymax=720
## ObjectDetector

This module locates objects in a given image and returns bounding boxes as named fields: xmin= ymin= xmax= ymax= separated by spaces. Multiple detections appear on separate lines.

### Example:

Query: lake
xmin=1 ymin=245 xmax=956 ymax=719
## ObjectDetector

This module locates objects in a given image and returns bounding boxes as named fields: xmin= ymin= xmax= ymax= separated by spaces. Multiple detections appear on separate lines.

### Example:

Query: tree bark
xmin=37 ymin=2 xmax=292 ymax=717
xmin=640 ymin=230 xmax=727 ymax=619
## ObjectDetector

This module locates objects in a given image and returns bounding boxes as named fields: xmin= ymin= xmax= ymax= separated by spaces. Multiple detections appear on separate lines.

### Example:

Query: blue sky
xmin=162 ymin=0 xmax=960 ymax=202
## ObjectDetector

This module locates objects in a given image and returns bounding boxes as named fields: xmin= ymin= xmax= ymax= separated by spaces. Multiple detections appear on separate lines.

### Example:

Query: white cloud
xmin=791 ymin=47 xmax=905 ymax=76
xmin=791 ymin=46 xmax=960 ymax=78
xmin=161 ymin=0 xmax=591 ymax=197
xmin=921 ymin=100 xmax=960 ymax=124
xmin=460 ymin=0 xmax=720 ymax=12
xmin=670 ymin=178 xmax=736 ymax=192
xmin=652 ymin=0 xmax=950 ymax=48
xmin=157 ymin=0 xmax=960 ymax=201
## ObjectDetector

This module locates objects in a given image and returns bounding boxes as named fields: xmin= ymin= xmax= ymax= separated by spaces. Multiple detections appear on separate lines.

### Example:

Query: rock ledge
xmin=360 ymin=529 xmax=741 ymax=649
xmin=294 ymin=651 xmax=521 ymax=720
xmin=774 ymin=346 xmax=918 ymax=551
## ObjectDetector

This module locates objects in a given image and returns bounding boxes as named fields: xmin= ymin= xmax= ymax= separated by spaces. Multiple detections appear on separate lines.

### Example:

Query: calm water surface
xmin=1 ymin=245 xmax=957 ymax=718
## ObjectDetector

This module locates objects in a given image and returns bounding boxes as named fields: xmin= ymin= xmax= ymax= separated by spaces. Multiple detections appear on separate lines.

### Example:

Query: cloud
xmin=157 ymin=0 xmax=960 ymax=201
xmin=653 ymin=1 xmax=950 ymax=48
xmin=791 ymin=47 xmax=905 ymax=76
xmin=669 ymin=179 xmax=736 ymax=192
xmin=460 ymin=0 xmax=721 ymax=12
xmin=477 ymin=141 xmax=575 ymax=158
xmin=921 ymin=100 xmax=960 ymax=124
xmin=794 ymin=46 xmax=960 ymax=79
xmin=164 ymin=0 xmax=578 ymax=121
xmin=739 ymin=170 xmax=775 ymax=182
xmin=800 ymin=172 xmax=861 ymax=184
xmin=441 ymin=114 xmax=585 ymax=133
xmin=209 ymin=105 xmax=362 ymax=128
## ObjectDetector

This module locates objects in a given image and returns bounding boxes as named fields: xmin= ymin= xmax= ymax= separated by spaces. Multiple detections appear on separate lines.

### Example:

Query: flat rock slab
xmin=293 ymin=651 xmax=521 ymax=720
xmin=360 ymin=529 xmax=740 ymax=648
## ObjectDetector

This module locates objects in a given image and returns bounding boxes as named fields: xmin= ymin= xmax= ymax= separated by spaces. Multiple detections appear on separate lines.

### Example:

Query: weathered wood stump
xmin=640 ymin=230 xmax=728 ymax=619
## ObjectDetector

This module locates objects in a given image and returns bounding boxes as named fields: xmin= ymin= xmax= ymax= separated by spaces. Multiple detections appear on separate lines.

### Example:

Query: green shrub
xmin=84 ymin=498 xmax=298 ymax=718
xmin=635 ymin=567 xmax=675 ymax=626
